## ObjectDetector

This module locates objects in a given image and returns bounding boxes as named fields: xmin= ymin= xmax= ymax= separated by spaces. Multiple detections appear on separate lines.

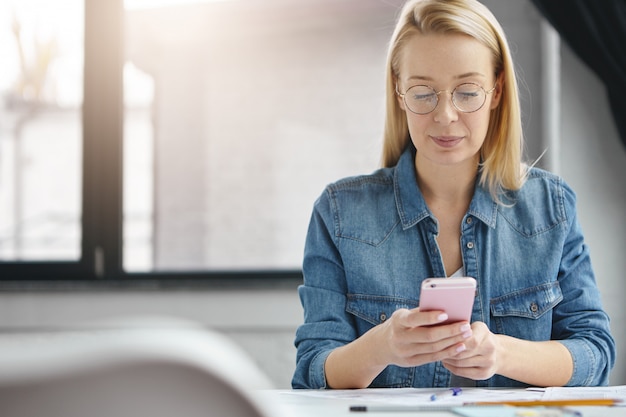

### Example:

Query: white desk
xmin=257 ymin=388 xmax=625 ymax=417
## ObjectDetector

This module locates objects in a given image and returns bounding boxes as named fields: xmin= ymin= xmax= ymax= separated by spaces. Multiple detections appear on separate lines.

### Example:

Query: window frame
xmin=0 ymin=0 xmax=302 ymax=290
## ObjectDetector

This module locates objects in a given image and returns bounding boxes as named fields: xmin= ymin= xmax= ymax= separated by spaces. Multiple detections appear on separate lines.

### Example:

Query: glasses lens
xmin=405 ymin=85 xmax=438 ymax=114
xmin=452 ymin=83 xmax=486 ymax=112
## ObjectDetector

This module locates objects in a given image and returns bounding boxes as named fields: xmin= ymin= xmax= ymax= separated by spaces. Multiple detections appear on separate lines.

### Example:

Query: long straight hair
xmin=382 ymin=0 xmax=526 ymax=201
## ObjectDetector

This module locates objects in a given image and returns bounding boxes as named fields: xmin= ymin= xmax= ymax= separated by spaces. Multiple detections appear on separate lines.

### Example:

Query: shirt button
xmin=466 ymin=217 xmax=473 ymax=224
xmin=530 ymin=303 xmax=539 ymax=313
xmin=466 ymin=242 xmax=474 ymax=249
xmin=380 ymin=313 xmax=387 ymax=322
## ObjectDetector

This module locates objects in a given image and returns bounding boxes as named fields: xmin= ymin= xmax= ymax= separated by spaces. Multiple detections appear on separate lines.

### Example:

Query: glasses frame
xmin=396 ymin=82 xmax=497 ymax=115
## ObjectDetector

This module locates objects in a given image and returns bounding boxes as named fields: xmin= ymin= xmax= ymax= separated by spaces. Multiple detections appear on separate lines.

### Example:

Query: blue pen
xmin=430 ymin=387 xmax=462 ymax=401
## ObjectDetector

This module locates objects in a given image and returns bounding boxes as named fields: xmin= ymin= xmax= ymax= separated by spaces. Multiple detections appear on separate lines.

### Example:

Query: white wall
xmin=559 ymin=42 xmax=626 ymax=385
xmin=0 ymin=0 xmax=623 ymax=388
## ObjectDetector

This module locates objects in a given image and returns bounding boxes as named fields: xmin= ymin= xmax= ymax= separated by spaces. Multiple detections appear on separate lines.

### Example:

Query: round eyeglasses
xmin=396 ymin=82 xmax=496 ymax=115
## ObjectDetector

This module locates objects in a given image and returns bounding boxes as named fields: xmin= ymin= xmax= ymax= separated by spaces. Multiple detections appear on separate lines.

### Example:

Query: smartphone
xmin=418 ymin=277 xmax=476 ymax=325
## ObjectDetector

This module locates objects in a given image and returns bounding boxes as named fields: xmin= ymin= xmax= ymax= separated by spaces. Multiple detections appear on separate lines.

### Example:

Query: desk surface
xmin=256 ymin=388 xmax=626 ymax=417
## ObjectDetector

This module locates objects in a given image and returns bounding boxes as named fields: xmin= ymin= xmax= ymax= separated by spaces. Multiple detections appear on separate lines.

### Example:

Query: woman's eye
xmin=456 ymin=91 xmax=479 ymax=101
xmin=412 ymin=93 xmax=436 ymax=102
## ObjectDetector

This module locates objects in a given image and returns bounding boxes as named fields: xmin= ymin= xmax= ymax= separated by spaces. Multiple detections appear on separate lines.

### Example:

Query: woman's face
xmin=397 ymin=33 xmax=502 ymax=170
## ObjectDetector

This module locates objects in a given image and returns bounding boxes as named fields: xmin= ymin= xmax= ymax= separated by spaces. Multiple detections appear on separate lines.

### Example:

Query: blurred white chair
xmin=0 ymin=317 xmax=280 ymax=417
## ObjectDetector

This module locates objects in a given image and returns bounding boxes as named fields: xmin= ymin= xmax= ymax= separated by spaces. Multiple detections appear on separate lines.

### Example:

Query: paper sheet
xmin=541 ymin=385 xmax=626 ymax=406
xmin=282 ymin=386 xmax=626 ymax=407
xmin=282 ymin=387 xmax=543 ymax=406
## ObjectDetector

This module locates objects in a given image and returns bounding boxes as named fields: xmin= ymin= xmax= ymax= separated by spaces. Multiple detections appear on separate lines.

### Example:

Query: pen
xmin=471 ymin=398 xmax=621 ymax=407
xmin=348 ymin=405 xmax=584 ymax=415
xmin=350 ymin=405 xmax=458 ymax=413
xmin=431 ymin=387 xmax=463 ymax=401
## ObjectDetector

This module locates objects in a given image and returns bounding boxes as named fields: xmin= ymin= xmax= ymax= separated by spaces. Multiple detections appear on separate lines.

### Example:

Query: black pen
xmin=349 ymin=404 xmax=458 ymax=413
xmin=350 ymin=387 xmax=464 ymax=413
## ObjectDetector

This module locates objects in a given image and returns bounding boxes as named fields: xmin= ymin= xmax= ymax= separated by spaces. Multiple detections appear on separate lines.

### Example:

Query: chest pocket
xmin=490 ymin=281 xmax=563 ymax=339
xmin=346 ymin=294 xmax=417 ymax=328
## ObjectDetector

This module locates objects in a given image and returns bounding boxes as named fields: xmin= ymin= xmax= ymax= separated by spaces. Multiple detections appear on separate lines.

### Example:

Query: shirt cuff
xmin=559 ymin=339 xmax=599 ymax=386
xmin=310 ymin=349 xmax=333 ymax=389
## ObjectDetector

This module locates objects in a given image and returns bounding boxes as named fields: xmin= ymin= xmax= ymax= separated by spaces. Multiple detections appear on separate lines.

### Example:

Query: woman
xmin=292 ymin=0 xmax=615 ymax=389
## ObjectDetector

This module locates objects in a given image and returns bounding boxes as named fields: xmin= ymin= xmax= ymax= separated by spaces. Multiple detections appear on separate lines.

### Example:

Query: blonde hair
xmin=383 ymin=0 xmax=526 ymax=200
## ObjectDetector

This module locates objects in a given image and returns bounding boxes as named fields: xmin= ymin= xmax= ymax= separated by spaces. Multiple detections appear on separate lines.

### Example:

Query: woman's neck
xmin=415 ymin=157 xmax=478 ymax=209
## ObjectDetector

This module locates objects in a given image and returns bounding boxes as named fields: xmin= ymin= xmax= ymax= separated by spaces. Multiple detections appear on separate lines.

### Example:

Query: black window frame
xmin=0 ymin=0 xmax=302 ymax=291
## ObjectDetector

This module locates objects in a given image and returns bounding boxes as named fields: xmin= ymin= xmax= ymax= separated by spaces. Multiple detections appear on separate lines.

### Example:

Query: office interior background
xmin=0 ymin=0 xmax=624 ymax=388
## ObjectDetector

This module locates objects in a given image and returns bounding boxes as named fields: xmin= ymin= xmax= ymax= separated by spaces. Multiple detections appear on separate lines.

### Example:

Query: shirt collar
xmin=394 ymin=145 xmax=498 ymax=229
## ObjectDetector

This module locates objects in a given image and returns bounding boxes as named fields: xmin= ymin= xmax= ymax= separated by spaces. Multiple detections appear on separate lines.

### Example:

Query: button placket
xmin=461 ymin=214 xmax=479 ymax=310
xmin=463 ymin=216 xmax=475 ymax=250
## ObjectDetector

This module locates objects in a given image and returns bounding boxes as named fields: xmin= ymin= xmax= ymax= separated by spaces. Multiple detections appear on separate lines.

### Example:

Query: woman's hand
xmin=441 ymin=321 xmax=500 ymax=380
xmin=324 ymin=307 xmax=473 ymax=389
xmin=442 ymin=321 xmax=574 ymax=386
xmin=377 ymin=307 xmax=474 ymax=368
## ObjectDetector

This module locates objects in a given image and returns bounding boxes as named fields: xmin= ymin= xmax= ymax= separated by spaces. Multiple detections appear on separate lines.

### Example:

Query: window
xmin=1 ymin=0 xmax=400 ymax=286
xmin=0 ymin=0 xmax=83 ymax=262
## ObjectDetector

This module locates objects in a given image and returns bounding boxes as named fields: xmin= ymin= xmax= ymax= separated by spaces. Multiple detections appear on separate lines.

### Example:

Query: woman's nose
xmin=432 ymin=93 xmax=459 ymax=125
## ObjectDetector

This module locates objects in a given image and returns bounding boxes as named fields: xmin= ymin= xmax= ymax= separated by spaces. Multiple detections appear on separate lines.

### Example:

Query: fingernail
xmin=456 ymin=344 xmax=467 ymax=353
xmin=438 ymin=313 xmax=449 ymax=322
xmin=460 ymin=324 xmax=471 ymax=332
xmin=462 ymin=330 xmax=473 ymax=339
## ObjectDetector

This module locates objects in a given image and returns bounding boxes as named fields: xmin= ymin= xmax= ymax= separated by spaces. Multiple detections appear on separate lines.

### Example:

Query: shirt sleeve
xmin=552 ymin=184 xmax=616 ymax=386
xmin=291 ymin=189 xmax=357 ymax=389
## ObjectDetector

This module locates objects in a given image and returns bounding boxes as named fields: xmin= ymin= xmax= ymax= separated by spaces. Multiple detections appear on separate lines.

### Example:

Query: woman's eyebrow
xmin=454 ymin=72 xmax=487 ymax=80
xmin=406 ymin=75 xmax=433 ymax=82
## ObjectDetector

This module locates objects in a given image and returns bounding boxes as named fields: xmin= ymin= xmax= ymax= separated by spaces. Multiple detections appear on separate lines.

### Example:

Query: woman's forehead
xmin=398 ymin=33 xmax=494 ymax=82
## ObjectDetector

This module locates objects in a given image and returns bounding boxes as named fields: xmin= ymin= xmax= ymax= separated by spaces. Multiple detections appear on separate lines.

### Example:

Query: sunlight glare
xmin=125 ymin=0 xmax=235 ymax=10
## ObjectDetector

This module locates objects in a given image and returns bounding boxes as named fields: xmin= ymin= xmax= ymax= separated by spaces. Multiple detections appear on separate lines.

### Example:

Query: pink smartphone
xmin=418 ymin=277 xmax=476 ymax=325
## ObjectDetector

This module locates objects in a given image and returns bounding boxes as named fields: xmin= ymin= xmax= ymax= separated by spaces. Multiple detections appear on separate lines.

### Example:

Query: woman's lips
xmin=430 ymin=135 xmax=464 ymax=148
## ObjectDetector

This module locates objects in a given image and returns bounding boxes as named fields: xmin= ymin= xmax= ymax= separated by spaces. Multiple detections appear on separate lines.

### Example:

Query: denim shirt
xmin=292 ymin=146 xmax=615 ymax=389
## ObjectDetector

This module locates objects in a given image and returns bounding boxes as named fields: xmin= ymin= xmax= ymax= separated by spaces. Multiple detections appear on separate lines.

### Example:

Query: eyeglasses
xmin=396 ymin=82 xmax=496 ymax=115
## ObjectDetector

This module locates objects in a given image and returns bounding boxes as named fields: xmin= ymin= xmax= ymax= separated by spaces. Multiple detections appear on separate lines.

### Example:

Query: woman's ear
xmin=395 ymin=80 xmax=406 ymax=111
xmin=490 ymin=73 xmax=504 ymax=110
